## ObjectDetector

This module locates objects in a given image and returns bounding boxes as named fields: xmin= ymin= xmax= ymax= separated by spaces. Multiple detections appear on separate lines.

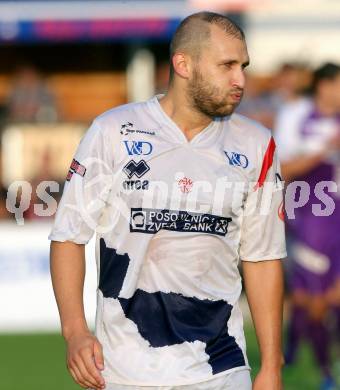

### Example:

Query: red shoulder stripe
xmin=254 ymin=136 xmax=276 ymax=190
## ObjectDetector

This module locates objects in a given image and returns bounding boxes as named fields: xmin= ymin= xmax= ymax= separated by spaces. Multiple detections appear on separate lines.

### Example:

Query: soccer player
xmin=275 ymin=63 xmax=340 ymax=390
xmin=50 ymin=12 xmax=286 ymax=390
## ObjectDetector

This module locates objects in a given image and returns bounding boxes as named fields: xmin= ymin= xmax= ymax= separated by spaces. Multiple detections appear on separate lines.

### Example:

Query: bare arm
xmin=281 ymin=135 xmax=340 ymax=182
xmin=242 ymin=259 xmax=284 ymax=390
xmin=50 ymin=241 xmax=88 ymax=338
xmin=50 ymin=241 xmax=105 ymax=390
xmin=281 ymin=152 xmax=326 ymax=182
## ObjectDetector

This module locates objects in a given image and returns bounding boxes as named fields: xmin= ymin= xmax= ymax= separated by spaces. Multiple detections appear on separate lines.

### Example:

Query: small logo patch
xmin=120 ymin=122 xmax=156 ymax=136
xmin=225 ymin=151 xmax=249 ymax=169
xmin=123 ymin=160 xmax=150 ymax=179
xmin=178 ymin=177 xmax=193 ymax=193
xmin=66 ymin=159 xmax=86 ymax=181
xmin=123 ymin=140 xmax=153 ymax=156
xmin=122 ymin=160 xmax=150 ymax=191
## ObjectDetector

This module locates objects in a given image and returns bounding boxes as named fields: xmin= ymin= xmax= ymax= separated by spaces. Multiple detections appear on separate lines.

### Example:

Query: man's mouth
xmin=229 ymin=92 xmax=242 ymax=102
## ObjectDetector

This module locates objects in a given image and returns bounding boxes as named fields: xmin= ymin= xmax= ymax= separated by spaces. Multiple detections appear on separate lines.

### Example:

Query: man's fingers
xmin=77 ymin=357 xmax=101 ymax=389
xmin=75 ymin=359 xmax=101 ymax=389
xmin=65 ymin=334 xmax=105 ymax=389
xmin=68 ymin=364 xmax=90 ymax=389
xmin=81 ymin=349 xmax=105 ymax=387
xmin=93 ymin=341 xmax=105 ymax=370
xmin=78 ymin=351 xmax=105 ymax=388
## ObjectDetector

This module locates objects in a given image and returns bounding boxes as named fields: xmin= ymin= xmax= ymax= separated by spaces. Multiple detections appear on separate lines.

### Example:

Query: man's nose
xmin=231 ymin=68 xmax=246 ymax=90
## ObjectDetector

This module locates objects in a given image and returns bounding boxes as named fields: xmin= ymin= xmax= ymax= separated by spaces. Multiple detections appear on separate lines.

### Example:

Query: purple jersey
xmin=275 ymin=98 xmax=340 ymax=291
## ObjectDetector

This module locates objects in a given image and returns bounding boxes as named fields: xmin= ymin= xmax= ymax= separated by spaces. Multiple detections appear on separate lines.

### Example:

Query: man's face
xmin=187 ymin=25 xmax=249 ymax=118
xmin=319 ymin=73 xmax=340 ymax=111
xmin=331 ymin=74 xmax=340 ymax=110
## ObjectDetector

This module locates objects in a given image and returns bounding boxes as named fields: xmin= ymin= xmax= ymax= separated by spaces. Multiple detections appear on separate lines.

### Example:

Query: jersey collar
xmin=147 ymin=94 xmax=224 ymax=146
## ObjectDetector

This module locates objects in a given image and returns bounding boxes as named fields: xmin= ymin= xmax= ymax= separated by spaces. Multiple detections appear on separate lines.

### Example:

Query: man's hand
xmin=66 ymin=330 xmax=105 ymax=390
xmin=253 ymin=368 xmax=282 ymax=390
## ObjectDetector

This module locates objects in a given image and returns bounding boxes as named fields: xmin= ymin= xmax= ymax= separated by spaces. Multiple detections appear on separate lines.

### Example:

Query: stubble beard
xmin=187 ymin=67 xmax=240 ymax=118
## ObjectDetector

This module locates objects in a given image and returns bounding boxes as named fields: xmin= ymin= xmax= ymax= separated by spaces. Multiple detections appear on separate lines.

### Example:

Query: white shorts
xmin=93 ymin=369 xmax=252 ymax=390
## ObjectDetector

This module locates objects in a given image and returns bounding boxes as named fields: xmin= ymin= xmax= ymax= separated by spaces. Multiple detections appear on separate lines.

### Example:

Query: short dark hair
xmin=312 ymin=62 xmax=340 ymax=92
xmin=169 ymin=11 xmax=245 ymax=81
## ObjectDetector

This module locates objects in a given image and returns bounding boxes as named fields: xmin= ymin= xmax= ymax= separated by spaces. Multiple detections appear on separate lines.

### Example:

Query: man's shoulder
xmin=93 ymin=100 xmax=148 ymax=127
xmin=227 ymin=112 xmax=272 ymax=145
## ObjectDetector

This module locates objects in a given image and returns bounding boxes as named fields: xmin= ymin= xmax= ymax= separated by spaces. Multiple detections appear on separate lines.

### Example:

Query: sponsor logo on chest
xmin=130 ymin=208 xmax=232 ymax=236
xmin=123 ymin=140 xmax=153 ymax=156
xmin=122 ymin=159 xmax=150 ymax=191
xmin=224 ymin=151 xmax=249 ymax=169
xmin=120 ymin=122 xmax=156 ymax=136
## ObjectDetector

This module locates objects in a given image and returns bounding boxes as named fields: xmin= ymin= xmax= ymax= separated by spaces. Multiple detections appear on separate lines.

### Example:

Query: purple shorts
xmin=289 ymin=240 xmax=340 ymax=294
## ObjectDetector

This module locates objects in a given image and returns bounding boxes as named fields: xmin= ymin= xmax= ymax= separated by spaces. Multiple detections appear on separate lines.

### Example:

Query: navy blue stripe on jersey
xmin=98 ymin=238 xmax=245 ymax=374
xmin=99 ymin=238 xmax=130 ymax=298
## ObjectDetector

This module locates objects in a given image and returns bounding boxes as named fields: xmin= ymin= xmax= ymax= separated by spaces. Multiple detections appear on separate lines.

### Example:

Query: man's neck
xmin=158 ymin=89 xmax=213 ymax=142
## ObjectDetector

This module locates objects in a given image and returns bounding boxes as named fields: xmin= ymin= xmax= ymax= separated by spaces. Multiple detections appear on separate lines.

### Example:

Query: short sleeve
xmin=49 ymin=120 xmax=113 ymax=244
xmin=239 ymin=136 xmax=287 ymax=262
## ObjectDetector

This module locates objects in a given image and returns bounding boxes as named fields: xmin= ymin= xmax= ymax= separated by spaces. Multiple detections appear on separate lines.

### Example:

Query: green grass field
xmin=0 ymin=326 xmax=324 ymax=390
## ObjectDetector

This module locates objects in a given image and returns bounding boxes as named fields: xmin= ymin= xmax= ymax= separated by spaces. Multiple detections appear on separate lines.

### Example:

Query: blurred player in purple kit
xmin=275 ymin=63 xmax=340 ymax=390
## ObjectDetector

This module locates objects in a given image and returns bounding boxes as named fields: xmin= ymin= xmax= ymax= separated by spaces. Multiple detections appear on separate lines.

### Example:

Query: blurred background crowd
xmin=1 ymin=1 xmax=340 ymax=389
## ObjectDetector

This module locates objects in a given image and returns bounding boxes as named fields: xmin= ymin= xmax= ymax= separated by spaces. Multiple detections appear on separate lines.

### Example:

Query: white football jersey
xmin=49 ymin=95 xmax=286 ymax=387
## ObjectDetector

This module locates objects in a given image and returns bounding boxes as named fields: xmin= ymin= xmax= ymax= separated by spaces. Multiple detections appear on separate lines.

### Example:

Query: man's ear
xmin=172 ymin=52 xmax=191 ymax=79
